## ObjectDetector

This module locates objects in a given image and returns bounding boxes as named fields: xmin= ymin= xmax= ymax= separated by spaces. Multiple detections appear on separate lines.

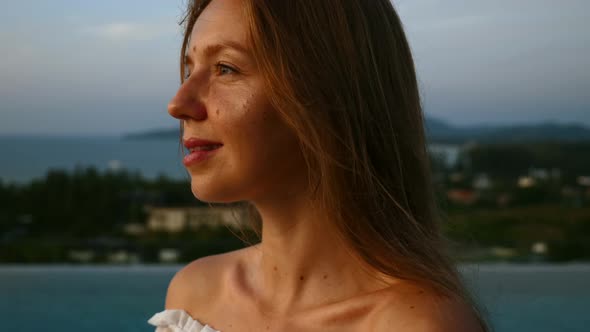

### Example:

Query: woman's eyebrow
xmin=186 ymin=40 xmax=251 ymax=64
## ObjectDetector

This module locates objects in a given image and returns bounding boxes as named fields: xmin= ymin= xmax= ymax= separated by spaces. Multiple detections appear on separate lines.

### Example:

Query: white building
xmin=577 ymin=176 xmax=590 ymax=187
xmin=159 ymin=248 xmax=180 ymax=263
xmin=517 ymin=176 xmax=536 ymax=188
xmin=146 ymin=206 xmax=246 ymax=233
xmin=473 ymin=173 xmax=492 ymax=190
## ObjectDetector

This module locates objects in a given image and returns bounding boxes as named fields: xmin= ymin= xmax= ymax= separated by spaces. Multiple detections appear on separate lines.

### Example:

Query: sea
xmin=0 ymin=264 xmax=588 ymax=332
xmin=0 ymin=136 xmax=188 ymax=184
xmin=0 ymin=136 xmax=461 ymax=183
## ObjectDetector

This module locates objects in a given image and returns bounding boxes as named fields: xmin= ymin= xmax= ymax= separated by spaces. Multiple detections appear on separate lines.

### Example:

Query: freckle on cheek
xmin=216 ymin=109 xmax=219 ymax=116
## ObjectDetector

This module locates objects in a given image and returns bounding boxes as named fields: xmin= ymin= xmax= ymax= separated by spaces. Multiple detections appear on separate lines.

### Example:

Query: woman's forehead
xmin=188 ymin=0 xmax=248 ymax=52
xmin=191 ymin=0 xmax=248 ymax=42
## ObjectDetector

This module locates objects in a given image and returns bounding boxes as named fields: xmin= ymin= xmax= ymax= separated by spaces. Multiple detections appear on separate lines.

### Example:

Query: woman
xmin=149 ymin=0 xmax=488 ymax=331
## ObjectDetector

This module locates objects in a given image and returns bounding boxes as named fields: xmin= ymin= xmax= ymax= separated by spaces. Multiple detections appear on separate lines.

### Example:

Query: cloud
xmin=84 ymin=22 xmax=176 ymax=42
xmin=392 ymin=0 xmax=590 ymax=125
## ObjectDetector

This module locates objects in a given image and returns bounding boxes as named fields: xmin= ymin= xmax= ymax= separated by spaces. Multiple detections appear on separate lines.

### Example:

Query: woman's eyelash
xmin=184 ymin=65 xmax=192 ymax=80
xmin=215 ymin=62 xmax=237 ymax=75
xmin=183 ymin=62 xmax=238 ymax=80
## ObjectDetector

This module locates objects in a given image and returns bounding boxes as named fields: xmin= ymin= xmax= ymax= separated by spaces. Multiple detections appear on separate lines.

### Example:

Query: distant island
xmin=425 ymin=118 xmax=590 ymax=143
xmin=123 ymin=117 xmax=590 ymax=143
xmin=123 ymin=127 xmax=181 ymax=140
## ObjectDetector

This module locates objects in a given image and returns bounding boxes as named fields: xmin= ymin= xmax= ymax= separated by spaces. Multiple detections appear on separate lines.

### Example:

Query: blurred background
xmin=0 ymin=0 xmax=589 ymax=331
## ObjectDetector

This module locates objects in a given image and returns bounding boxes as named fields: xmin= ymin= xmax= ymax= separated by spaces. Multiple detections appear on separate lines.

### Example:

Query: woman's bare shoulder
xmin=164 ymin=245 xmax=257 ymax=310
xmin=368 ymin=282 xmax=484 ymax=332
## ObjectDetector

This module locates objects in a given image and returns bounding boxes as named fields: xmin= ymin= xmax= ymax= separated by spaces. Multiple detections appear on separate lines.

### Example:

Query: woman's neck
xmin=248 ymin=194 xmax=387 ymax=316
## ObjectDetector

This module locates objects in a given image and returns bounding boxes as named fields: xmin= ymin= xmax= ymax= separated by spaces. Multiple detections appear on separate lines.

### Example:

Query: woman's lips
xmin=183 ymin=146 xmax=222 ymax=166
xmin=182 ymin=138 xmax=223 ymax=167
xmin=183 ymin=137 xmax=222 ymax=148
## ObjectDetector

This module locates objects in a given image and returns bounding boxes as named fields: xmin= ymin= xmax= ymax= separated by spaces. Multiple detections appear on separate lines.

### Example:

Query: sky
xmin=0 ymin=0 xmax=588 ymax=135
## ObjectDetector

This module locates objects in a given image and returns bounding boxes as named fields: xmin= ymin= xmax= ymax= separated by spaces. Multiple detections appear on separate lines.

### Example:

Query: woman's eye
xmin=184 ymin=66 xmax=192 ymax=80
xmin=215 ymin=63 xmax=237 ymax=76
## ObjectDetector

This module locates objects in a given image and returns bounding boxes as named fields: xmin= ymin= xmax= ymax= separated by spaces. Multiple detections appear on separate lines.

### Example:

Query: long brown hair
xmin=180 ymin=0 xmax=488 ymax=330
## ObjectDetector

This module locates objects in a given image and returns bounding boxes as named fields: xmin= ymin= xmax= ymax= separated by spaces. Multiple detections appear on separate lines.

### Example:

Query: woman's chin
xmin=190 ymin=182 xmax=240 ymax=204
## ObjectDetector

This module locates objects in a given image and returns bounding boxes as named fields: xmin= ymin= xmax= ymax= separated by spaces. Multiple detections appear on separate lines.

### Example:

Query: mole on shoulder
xmin=323 ymin=274 xmax=328 ymax=280
xmin=273 ymin=266 xmax=277 ymax=271
xmin=299 ymin=275 xmax=305 ymax=281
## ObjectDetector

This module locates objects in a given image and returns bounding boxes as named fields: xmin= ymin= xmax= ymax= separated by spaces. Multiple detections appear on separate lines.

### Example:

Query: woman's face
xmin=168 ymin=0 xmax=306 ymax=203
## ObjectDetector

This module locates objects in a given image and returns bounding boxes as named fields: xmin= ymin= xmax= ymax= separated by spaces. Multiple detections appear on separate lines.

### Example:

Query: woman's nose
xmin=167 ymin=81 xmax=208 ymax=121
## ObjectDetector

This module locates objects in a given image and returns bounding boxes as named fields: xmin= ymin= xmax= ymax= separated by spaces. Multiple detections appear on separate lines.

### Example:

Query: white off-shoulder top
xmin=148 ymin=309 xmax=221 ymax=332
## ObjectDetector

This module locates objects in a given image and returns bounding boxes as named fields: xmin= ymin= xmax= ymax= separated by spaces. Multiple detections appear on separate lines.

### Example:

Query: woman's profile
xmin=148 ymin=0 xmax=488 ymax=331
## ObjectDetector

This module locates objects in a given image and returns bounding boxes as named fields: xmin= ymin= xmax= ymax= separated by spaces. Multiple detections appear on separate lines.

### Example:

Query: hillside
xmin=124 ymin=117 xmax=590 ymax=143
